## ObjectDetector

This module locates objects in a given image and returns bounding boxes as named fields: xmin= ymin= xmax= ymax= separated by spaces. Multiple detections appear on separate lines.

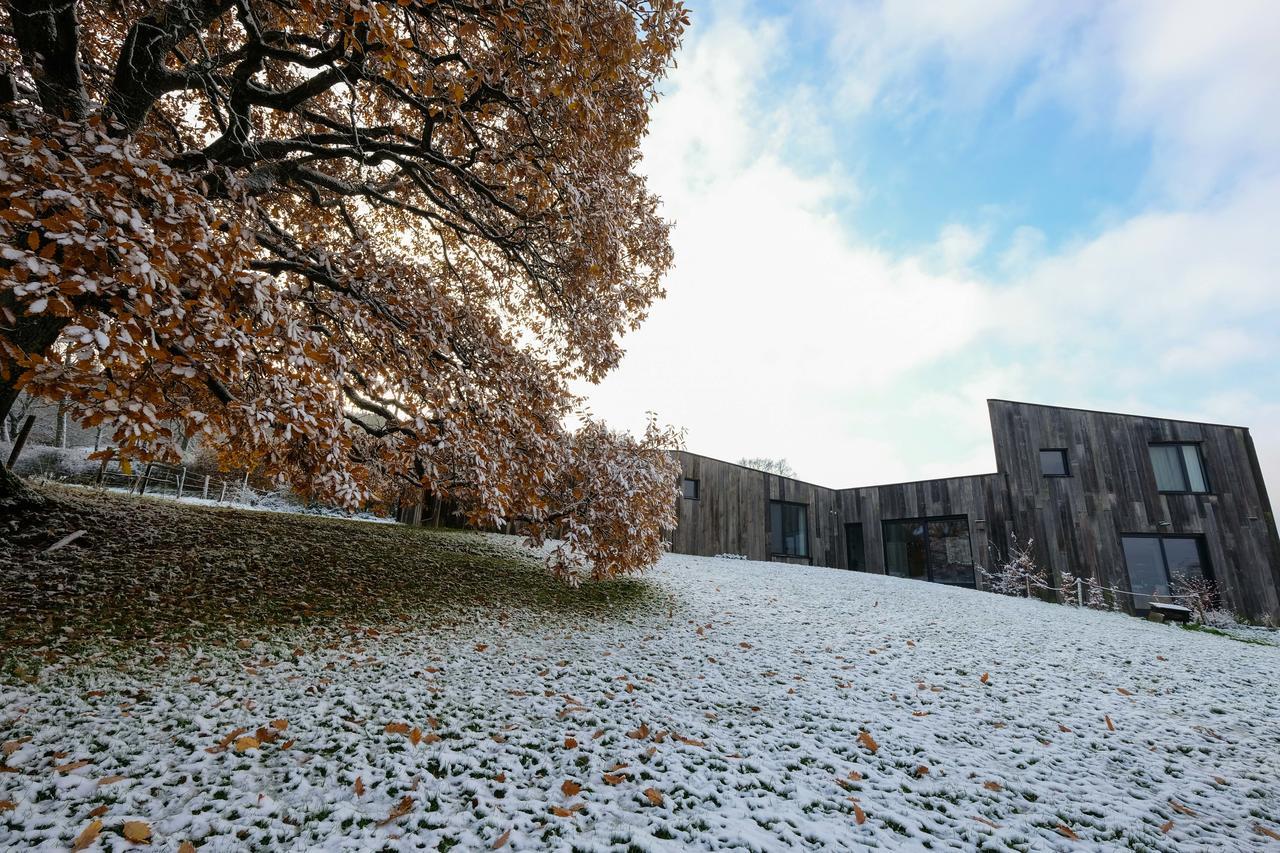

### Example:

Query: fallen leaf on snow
xmin=379 ymin=796 xmax=414 ymax=826
xmin=1160 ymin=820 xmax=1174 ymax=833
xmin=55 ymin=759 xmax=91 ymax=774
xmin=72 ymin=819 xmax=102 ymax=851
xmin=643 ymin=787 xmax=663 ymax=806
xmin=354 ymin=776 xmax=365 ymax=797
xmin=853 ymin=802 xmax=866 ymax=825
xmin=857 ymin=731 xmax=879 ymax=754
xmin=561 ymin=779 xmax=581 ymax=797
xmin=122 ymin=820 xmax=151 ymax=843
xmin=492 ymin=828 xmax=511 ymax=849
xmin=1056 ymin=824 xmax=1080 ymax=840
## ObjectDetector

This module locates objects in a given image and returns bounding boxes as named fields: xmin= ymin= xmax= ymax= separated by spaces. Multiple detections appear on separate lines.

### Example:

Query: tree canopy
xmin=1 ymin=0 xmax=687 ymax=578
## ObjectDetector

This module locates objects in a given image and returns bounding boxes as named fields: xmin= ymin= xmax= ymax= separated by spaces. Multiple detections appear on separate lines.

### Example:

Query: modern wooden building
xmin=672 ymin=400 xmax=1280 ymax=621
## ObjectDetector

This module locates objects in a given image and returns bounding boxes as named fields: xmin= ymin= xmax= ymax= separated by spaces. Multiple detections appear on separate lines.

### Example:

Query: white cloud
xmin=584 ymin=1 xmax=1280 ymax=489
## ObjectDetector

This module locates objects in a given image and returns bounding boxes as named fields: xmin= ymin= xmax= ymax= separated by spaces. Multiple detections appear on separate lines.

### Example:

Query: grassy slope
xmin=0 ymin=483 xmax=659 ymax=670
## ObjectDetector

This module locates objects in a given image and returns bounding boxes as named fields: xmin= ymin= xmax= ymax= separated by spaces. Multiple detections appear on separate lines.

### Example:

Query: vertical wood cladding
xmin=988 ymin=400 xmax=1280 ymax=621
xmin=668 ymin=401 xmax=1280 ymax=621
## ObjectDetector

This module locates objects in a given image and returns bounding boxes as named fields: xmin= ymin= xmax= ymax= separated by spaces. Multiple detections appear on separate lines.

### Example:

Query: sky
xmin=580 ymin=0 xmax=1280 ymax=489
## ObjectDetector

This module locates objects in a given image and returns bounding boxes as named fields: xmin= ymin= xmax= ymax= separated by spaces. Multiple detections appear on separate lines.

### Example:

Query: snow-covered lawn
xmin=3 ymin=527 xmax=1279 ymax=850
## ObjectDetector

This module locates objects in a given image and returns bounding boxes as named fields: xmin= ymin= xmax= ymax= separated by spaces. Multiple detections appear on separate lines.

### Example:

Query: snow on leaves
xmin=1 ymin=0 xmax=688 ymax=580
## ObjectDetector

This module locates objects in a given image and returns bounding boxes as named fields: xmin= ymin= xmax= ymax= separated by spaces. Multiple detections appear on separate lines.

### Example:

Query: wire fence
xmin=92 ymin=459 xmax=270 ymax=506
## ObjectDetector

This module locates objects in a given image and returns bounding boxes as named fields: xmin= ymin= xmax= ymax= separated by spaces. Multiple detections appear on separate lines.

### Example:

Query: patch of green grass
xmin=1178 ymin=622 xmax=1273 ymax=646
xmin=0 ymin=483 xmax=669 ymax=667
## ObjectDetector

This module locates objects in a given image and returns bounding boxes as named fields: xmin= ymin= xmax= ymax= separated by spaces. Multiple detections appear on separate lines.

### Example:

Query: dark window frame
xmin=1119 ymin=532 xmax=1213 ymax=612
xmin=769 ymin=499 xmax=810 ymax=558
xmin=681 ymin=477 xmax=699 ymax=500
xmin=1148 ymin=441 xmax=1210 ymax=495
xmin=881 ymin=514 xmax=976 ymax=588
xmin=1039 ymin=448 xmax=1071 ymax=477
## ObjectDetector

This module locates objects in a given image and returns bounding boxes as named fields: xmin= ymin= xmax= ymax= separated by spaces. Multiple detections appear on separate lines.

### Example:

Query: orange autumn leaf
xmin=270 ymin=719 xmax=288 ymax=731
xmin=216 ymin=728 xmax=247 ymax=750
xmin=1255 ymin=825 xmax=1280 ymax=841
xmin=1104 ymin=715 xmax=1116 ymax=732
xmin=55 ymin=759 xmax=91 ymax=774
xmin=602 ymin=773 xmax=626 ymax=785
xmin=983 ymin=781 xmax=1002 ymax=792
xmin=98 ymin=775 xmax=128 ymax=786
xmin=354 ymin=776 xmax=365 ymax=797
xmin=857 ymin=731 xmax=879 ymax=754
xmin=1159 ymin=820 xmax=1174 ymax=833
xmin=1057 ymin=824 xmax=1080 ymax=840
xmin=626 ymin=723 xmax=650 ymax=740
xmin=1169 ymin=799 xmax=1197 ymax=816
xmin=379 ymin=796 xmax=414 ymax=826
xmin=179 ymin=843 xmax=197 ymax=853
xmin=492 ymin=828 xmax=511 ymax=849
xmin=1117 ymin=687 xmax=1133 ymax=696
xmin=1058 ymin=724 xmax=1072 ymax=733
xmin=980 ymin=672 xmax=990 ymax=684
xmin=0 ymin=800 xmax=14 ymax=812
xmin=550 ymin=806 xmax=575 ymax=818
xmin=409 ymin=727 xmax=422 ymax=746
xmin=853 ymin=802 xmax=866 ymax=825
xmin=122 ymin=820 xmax=151 ymax=843
xmin=88 ymin=804 xmax=108 ymax=818
xmin=643 ymin=787 xmax=663 ymax=806
xmin=234 ymin=736 xmax=259 ymax=752
xmin=973 ymin=815 xmax=1002 ymax=829
xmin=72 ymin=819 xmax=102 ymax=851
xmin=385 ymin=722 xmax=410 ymax=736
xmin=563 ymin=737 xmax=578 ymax=749
xmin=561 ymin=779 xmax=581 ymax=797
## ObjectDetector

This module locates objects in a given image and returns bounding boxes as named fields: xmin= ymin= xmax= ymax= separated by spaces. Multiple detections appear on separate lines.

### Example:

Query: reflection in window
xmin=883 ymin=516 xmax=974 ymax=587
xmin=1121 ymin=535 xmax=1210 ymax=611
xmin=681 ymin=478 xmax=699 ymax=500
xmin=770 ymin=501 xmax=808 ymax=557
xmin=1039 ymin=449 xmax=1070 ymax=477
xmin=1149 ymin=443 xmax=1208 ymax=493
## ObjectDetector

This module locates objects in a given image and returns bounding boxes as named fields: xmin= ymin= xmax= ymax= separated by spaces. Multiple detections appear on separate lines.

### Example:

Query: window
xmin=681 ymin=478 xmax=699 ymax=500
xmin=1121 ymin=535 xmax=1211 ymax=611
xmin=845 ymin=523 xmax=865 ymax=571
xmin=882 ymin=516 xmax=975 ymax=587
xmin=1148 ymin=443 xmax=1208 ymax=493
xmin=1039 ymin=448 xmax=1070 ymax=477
xmin=769 ymin=501 xmax=808 ymax=557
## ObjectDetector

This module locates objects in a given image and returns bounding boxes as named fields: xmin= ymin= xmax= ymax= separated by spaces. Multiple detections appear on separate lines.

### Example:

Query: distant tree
xmin=1172 ymin=576 xmax=1219 ymax=623
xmin=738 ymin=457 xmax=797 ymax=478
xmin=0 ymin=0 xmax=689 ymax=577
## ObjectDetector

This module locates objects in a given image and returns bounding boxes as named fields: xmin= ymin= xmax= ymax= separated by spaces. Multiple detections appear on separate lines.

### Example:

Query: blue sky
xmin=583 ymin=0 xmax=1280 ymax=487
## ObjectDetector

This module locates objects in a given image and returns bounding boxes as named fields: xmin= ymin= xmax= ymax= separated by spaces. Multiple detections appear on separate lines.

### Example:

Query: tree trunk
xmin=0 ymin=292 xmax=69 ymax=426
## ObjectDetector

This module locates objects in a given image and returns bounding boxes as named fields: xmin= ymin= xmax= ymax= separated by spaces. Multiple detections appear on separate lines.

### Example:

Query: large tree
xmin=0 ymin=0 xmax=686 ymax=578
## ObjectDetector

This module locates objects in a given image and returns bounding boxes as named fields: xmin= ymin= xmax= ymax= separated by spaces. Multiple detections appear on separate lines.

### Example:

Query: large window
xmin=1039 ymin=448 xmax=1070 ymax=477
xmin=1148 ymin=443 xmax=1208 ymax=493
xmin=769 ymin=501 xmax=808 ymax=558
xmin=681 ymin=478 xmax=699 ymax=500
xmin=1121 ymin=535 xmax=1211 ymax=611
xmin=883 ymin=516 xmax=975 ymax=587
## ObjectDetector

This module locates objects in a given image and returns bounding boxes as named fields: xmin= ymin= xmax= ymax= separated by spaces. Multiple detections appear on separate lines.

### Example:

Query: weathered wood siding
xmin=671 ymin=452 xmax=841 ymax=566
xmin=836 ymin=474 xmax=1011 ymax=583
xmin=988 ymin=400 xmax=1280 ymax=620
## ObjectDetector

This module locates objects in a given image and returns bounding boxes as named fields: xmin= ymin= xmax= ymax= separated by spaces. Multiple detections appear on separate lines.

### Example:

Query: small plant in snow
xmin=1172 ymin=576 xmax=1219 ymax=623
xmin=979 ymin=536 xmax=1048 ymax=598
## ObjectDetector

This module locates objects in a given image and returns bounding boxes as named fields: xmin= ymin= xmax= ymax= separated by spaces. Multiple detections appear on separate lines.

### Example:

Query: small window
xmin=1148 ymin=443 xmax=1208 ymax=493
xmin=1039 ymin=449 xmax=1070 ymax=477
xmin=681 ymin=478 xmax=699 ymax=500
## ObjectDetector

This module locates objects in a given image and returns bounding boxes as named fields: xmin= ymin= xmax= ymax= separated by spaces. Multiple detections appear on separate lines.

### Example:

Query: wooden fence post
xmin=202 ymin=474 xmax=210 ymax=499
xmin=138 ymin=462 xmax=154 ymax=495
xmin=218 ymin=481 xmax=228 ymax=503
xmin=176 ymin=467 xmax=186 ymax=500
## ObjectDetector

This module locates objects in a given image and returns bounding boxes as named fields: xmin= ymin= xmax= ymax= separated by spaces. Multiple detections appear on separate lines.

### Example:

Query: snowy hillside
xmin=2 ymin=540 xmax=1278 ymax=850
